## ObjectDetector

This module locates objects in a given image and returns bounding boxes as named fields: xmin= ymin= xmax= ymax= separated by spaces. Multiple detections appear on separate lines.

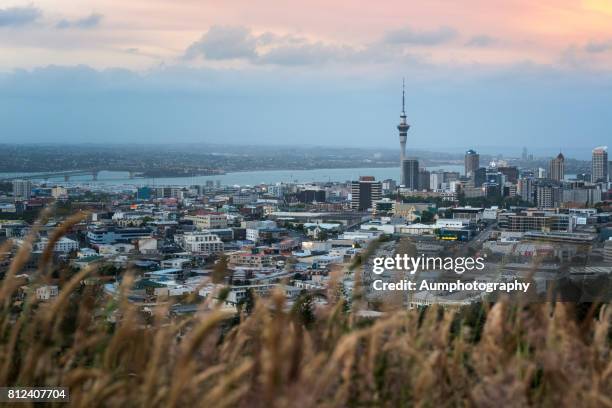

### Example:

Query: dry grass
xmin=0 ymin=221 xmax=610 ymax=407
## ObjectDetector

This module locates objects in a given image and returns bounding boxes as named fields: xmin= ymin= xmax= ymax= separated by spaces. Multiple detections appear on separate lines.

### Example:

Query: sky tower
xmin=398 ymin=80 xmax=410 ymax=185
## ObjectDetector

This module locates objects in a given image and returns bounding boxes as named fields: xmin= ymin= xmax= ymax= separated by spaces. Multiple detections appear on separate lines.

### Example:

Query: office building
xmin=498 ymin=166 xmax=519 ymax=183
xmin=185 ymin=213 xmax=228 ymax=229
xmin=430 ymin=171 xmax=444 ymax=191
xmin=518 ymin=178 xmax=535 ymax=204
xmin=351 ymin=176 xmax=382 ymax=211
xmin=176 ymin=232 xmax=224 ymax=254
xmin=12 ymin=180 xmax=32 ymax=201
xmin=464 ymin=149 xmax=479 ymax=178
xmin=562 ymin=188 xmax=602 ymax=206
xmin=87 ymin=227 xmax=152 ymax=245
xmin=536 ymin=184 xmax=562 ymax=208
xmin=35 ymin=237 xmax=79 ymax=253
xmin=548 ymin=153 xmax=565 ymax=182
xmin=296 ymin=188 xmax=326 ymax=203
xmin=592 ymin=146 xmax=608 ymax=182
xmin=497 ymin=211 xmax=571 ymax=232
xmin=381 ymin=179 xmax=397 ymax=194
xmin=401 ymin=159 xmax=419 ymax=190
xmin=472 ymin=167 xmax=487 ymax=187
xmin=537 ymin=168 xmax=547 ymax=179
xmin=418 ymin=169 xmax=430 ymax=191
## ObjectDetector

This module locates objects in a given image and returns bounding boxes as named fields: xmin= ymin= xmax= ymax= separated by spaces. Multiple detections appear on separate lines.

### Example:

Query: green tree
xmin=419 ymin=209 xmax=435 ymax=223
xmin=237 ymin=288 xmax=255 ymax=314
xmin=212 ymin=255 xmax=230 ymax=284
xmin=291 ymin=292 xmax=315 ymax=327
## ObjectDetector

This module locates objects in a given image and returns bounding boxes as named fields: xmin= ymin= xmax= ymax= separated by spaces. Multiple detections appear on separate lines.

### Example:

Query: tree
xmin=419 ymin=209 xmax=435 ymax=223
xmin=291 ymin=292 xmax=315 ymax=327
xmin=316 ymin=229 xmax=328 ymax=241
xmin=212 ymin=255 xmax=230 ymax=284
xmin=237 ymin=288 xmax=255 ymax=314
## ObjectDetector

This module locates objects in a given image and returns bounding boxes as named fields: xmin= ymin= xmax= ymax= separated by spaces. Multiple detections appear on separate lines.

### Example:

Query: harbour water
xmin=2 ymin=165 xmax=465 ymax=188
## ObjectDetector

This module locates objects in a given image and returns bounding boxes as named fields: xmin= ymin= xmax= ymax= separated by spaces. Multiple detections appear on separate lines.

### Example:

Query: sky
xmin=1 ymin=0 xmax=612 ymax=158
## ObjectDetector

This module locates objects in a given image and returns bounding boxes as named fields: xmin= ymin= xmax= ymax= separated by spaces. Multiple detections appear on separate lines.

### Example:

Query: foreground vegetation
xmin=0 ymin=218 xmax=610 ymax=407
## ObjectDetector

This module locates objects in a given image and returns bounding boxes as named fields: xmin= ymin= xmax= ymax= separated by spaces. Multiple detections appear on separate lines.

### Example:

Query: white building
xmin=435 ymin=219 xmax=472 ymax=229
xmin=185 ymin=213 xmax=228 ymax=229
xmin=397 ymin=223 xmax=435 ymax=236
xmin=51 ymin=186 xmax=68 ymax=199
xmin=161 ymin=258 xmax=192 ymax=269
xmin=138 ymin=237 xmax=158 ymax=254
xmin=176 ymin=232 xmax=224 ymax=254
xmin=36 ymin=285 xmax=59 ymax=301
xmin=36 ymin=237 xmax=79 ymax=253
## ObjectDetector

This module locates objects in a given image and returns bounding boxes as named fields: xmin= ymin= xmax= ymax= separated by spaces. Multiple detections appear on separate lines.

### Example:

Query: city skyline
xmin=0 ymin=3 xmax=610 ymax=406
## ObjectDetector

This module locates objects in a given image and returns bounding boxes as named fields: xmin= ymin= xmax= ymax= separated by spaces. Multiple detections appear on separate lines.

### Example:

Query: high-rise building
xmin=592 ymin=146 xmax=608 ymax=183
xmin=418 ymin=169 xmax=430 ymax=191
xmin=381 ymin=179 xmax=397 ymax=194
xmin=401 ymin=159 xmax=419 ymax=190
xmin=536 ymin=184 xmax=562 ymax=208
xmin=464 ymin=149 xmax=479 ymax=178
xmin=12 ymin=179 xmax=32 ymax=201
xmin=549 ymin=153 xmax=565 ymax=182
xmin=472 ymin=167 xmax=487 ymax=187
xmin=518 ymin=178 xmax=535 ymax=204
xmin=430 ymin=171 xmax=444 ymax=191
xmin=522 ymin=147 xmax=528 ymax=161
xmin=351 ymin=176 xmax=382 ymax=211
xmin=444 ymin=172 xmax=460 ymax=183
xmin=498 ymin=166 xmax=519 ymax=183
xmin=397 ymin=81 xmax=410 ymax=185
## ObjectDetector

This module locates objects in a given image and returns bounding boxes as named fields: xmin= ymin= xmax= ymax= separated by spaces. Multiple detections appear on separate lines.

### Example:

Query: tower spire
xmin=402 ymin=78 xmax=405 ymax=113
xmin=397 ymin=79 xmax=410 ymax=186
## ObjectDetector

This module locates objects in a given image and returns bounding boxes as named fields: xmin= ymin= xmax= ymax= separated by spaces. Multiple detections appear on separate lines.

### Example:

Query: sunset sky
xmin=1 ymin=1 xmax=612 ymax=157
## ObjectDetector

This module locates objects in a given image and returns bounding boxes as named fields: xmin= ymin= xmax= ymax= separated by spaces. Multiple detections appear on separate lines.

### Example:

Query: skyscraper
xmin=592 ymin=146 xmax=608 ymax=183
xmin=401 ymin=159 xmax=419 ymax=190
xmin=536 ymin=184 xmax=562 ymax=209
xmin=518 ymin=177 xmax=535 ymax=204
xmin=464 ymin=149 xmax=479 ymax=178
xmin=397 ymin=80 xmax=410 ymax=185
xmin=549 ymin=152 xmax=565 ymax=182
xmin=473 ymin=167 xmax=487 ymax=187
xmin=351 ymin=176 xmax=382 ymax=211
xmin=418 ymin=169 xmax=430 ymax=191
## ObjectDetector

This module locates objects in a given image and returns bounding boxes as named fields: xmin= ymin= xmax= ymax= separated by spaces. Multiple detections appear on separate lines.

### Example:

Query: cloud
xmin=0 ymin=5 xmax=41 ymax=27
xmin=186 ymin=26 xmax=431 ymax=67
xmin=382 ymin=26 xmax=457 ymax=45
xmin=584 ymin=40 xmax=612 ymax=53
xmin=185 ymin=26 xmax=258 ymax=60
xmin=186 ymin=26 xmax=363 ymax=66
xmin=56 ymin=13 xmax=103 ymax=29
xmin=466 ymin=35 xmax=498 ymax=47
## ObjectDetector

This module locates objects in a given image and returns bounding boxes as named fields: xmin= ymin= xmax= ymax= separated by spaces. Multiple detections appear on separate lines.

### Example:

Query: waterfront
xmin=2 ymin=165 xmax=465 ymax=187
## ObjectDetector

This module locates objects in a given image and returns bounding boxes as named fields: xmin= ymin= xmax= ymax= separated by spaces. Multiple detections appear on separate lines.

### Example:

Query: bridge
xmin=0 ymin=170 xmax=137 ymax=182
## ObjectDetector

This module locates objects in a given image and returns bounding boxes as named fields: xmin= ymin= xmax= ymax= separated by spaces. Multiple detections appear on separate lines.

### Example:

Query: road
xmin=469 ymin=222 xmax=497 ymax=250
